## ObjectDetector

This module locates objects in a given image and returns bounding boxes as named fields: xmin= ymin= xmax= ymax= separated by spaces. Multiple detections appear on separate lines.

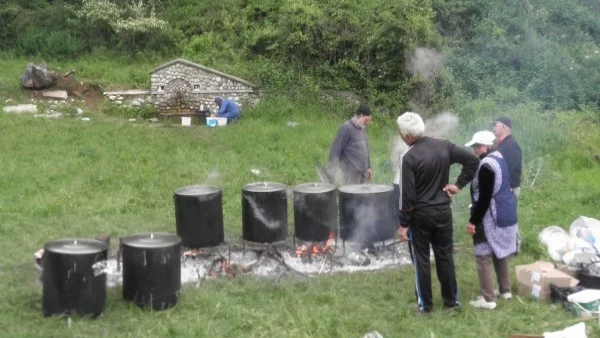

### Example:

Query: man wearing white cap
xmin=464 ymin=130 xmax=518 ymax=310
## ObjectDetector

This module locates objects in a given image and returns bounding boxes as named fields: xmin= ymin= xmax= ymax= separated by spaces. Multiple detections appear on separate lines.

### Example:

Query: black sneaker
xmin=410 ymin=303 xmax=432 ymax=315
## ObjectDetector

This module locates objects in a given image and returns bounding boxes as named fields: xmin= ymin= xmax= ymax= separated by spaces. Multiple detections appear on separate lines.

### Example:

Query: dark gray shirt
xmin=328 ymin=120 xmax=370 ymax=176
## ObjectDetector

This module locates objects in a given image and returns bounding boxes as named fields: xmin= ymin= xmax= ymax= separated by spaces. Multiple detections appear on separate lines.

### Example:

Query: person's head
xmin=465 ymin=130 xmax=495 ymax=157
xmin=396 ymin=112 xmax=425 ymax=145
xmin=493 ymin=116 xmax=512 ymax=140
xmin=214 ymin=96 xmax=223 ymax=106
xmin=354 ymin=105 xmax=372 ymax=128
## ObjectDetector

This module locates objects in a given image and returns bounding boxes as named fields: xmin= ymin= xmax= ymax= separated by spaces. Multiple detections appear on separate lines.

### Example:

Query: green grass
xmin=2 ymin=70 xmax=600 ymax=337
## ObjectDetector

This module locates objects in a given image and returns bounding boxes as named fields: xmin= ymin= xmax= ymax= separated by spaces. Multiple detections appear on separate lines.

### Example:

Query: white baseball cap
xmin=465 ymin=130 xmax=495 ymax=147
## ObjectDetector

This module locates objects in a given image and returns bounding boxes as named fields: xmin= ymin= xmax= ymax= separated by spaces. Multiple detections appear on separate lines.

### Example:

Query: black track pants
xmin=408 ymin=205 xmax=458 ymax=311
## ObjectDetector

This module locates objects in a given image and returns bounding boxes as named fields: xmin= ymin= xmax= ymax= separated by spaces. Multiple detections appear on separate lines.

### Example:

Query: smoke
xmin=390 ymin=112 xmax=459 ymax=182
xmin=293 ymin=191 xmax=335 ymax=228
xmin=424 ymin=112 xmax=459 ymax=138
xmin=345 ymin=201 xmax=394 ymax=246
xmin=204 ymin=170 xmax=222 ymax=185
xmin=406 ymin=48 xmax=445 ymax=80
xmin=406 ymin=48 xmax=447 ymax=114
xmin=243 ymin=195 xmax=282 ymax=230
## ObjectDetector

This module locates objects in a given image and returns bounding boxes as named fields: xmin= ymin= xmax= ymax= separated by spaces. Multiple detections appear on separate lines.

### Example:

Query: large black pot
xmin=293 ymin=182 xmax=337 ymax=242
xmin=121 ymin=233 xmax=181 ymax=311
xmin=42 ymin=239 xmax=108 ymax=318
xmin=242 ymin=182 xmax=288 ymax=243
xmin=338 ymin=184 xmax=396 ymax=245
xmin=173 ymin=185 xmax=224 ymax=248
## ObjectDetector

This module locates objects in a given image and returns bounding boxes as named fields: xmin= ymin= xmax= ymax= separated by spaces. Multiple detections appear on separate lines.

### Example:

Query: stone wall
xmin=150 ymin=59 xmax=260 ymax=114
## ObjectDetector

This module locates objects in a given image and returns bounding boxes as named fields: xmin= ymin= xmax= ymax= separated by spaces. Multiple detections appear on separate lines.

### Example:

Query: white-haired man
xmin=396 ymin=112 xmax=478 ymax=314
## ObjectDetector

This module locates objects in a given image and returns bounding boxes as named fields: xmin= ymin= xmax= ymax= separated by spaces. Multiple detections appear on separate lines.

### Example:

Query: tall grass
xmin=1 ymin=93 xmax=599 ymax=337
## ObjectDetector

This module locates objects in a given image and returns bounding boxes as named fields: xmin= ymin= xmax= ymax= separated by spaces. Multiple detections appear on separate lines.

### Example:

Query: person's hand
xmin=366 ymin=168 xmax=373 ymax=181
xmin=466 ymin=222 xmax=476 ymax=236
xmin=398 ymin=227 xmax=409 ymax=242
xmin=443 ymin=184 xmax=460 ymax=197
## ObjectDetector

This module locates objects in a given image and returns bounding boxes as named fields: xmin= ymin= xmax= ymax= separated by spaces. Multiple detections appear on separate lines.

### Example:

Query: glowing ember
xmin=294 ymin=232 xmax=337 ymax=258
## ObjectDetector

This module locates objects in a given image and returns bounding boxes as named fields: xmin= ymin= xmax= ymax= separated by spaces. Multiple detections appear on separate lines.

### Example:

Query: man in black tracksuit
xmin=396 ymin=112 xmax=478 ymax=313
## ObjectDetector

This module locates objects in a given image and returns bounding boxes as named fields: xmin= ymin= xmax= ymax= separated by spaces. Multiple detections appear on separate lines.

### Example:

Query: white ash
xmin=94 ymin=241 xmax=412 ymax=287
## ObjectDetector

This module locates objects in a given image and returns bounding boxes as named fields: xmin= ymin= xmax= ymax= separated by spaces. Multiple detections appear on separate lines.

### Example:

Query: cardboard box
xmin=515 ymin=261 xmax=579 ymax=302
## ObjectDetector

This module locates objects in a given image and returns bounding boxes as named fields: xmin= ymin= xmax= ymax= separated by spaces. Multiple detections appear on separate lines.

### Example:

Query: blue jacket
xmin=216 ymin=99 xmax=240 ymax=119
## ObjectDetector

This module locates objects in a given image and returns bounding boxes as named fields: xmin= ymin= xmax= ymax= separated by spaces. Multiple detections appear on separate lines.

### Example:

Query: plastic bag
xmin=570 ymin=216 xmax=600 ymax=247
xmin=539 ymin=226 xmax=573 ymax=262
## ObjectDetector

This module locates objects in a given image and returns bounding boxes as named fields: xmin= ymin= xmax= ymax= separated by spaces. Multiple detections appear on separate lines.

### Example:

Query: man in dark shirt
xmin=493 ymin=116 xmax=522 ymax=200
xmin=328 ymin=105 xmax=373 ymax=185
xmin=396 ymin=112 xmax=479 ymax=313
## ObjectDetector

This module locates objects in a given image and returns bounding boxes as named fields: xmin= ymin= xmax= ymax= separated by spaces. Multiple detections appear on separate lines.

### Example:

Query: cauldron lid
xmin=243 ymin=182 xmax=286 ymax=192
xmin=174 ymin=185 xmax=221 ymax=196
xmin=294 ymin=182 xmax=336 ymax=193
xmin=121 ymin=232 xmax=181 ymax=248
xmin=338 ymin=184 xmax=393 ymax=194
xmin=45 ymin=239 xmax=107 ymax=255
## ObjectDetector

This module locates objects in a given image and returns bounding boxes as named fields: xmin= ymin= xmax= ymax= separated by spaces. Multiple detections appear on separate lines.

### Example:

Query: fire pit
xmin=173 ymin=185 xmax=224 ymax=248
xmin=242 ymin=182 xmax=288 ymax=244
xmin=120 ymin=232 xmax=181 ymax=311
xmin=338 ymin=184 xmax=397 ymax=246
xmin=42 ymin=238 xmax=108 ymax=318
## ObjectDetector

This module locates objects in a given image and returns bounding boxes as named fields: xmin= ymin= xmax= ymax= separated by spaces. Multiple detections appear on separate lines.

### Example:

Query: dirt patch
xmin=26 ymin=73 xmax=104 ymax=112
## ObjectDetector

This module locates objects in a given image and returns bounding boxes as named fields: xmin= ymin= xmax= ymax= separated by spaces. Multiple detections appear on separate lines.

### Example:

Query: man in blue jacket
xmin=213 ymin=96 xmax=240 ymax=121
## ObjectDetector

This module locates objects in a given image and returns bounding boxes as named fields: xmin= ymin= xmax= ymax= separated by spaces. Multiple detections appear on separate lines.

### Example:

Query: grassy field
xmin=1 ymin=59 xmax=600 ymax=337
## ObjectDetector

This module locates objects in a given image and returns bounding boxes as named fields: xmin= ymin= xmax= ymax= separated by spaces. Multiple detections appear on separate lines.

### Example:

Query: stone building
xmin=150 ymin=58 xmax=259 ymax=115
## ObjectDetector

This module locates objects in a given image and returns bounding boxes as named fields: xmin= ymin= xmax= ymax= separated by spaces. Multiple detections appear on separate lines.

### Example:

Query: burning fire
xmin=183 ymin=249 xmax=206 ymax=258
xmin=295 ymin=232 xmax=336 ymax=257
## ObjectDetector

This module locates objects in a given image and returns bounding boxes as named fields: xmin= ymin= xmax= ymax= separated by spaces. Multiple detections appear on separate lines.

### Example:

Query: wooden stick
xmin=530 ymin=160 xmax=543 ymax=188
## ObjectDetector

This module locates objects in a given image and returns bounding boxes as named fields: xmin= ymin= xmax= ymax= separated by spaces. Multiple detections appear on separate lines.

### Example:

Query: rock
xmin=3 ymin=104 xmax=38 ymax=114
xmin=81 ymin=117 xmax=91 ymax=121
xmin=21 ymin=63 xmax=60 ymax=89
xmin=132 ymin=100 xmax=141 ymax=106
xmin=147 ymin=118 xmax=159 ymax=123
xmin=109 ymin=95 xmax=117 ymax=100
xmin=76 ymin=108 xmax=84 ymax=115
xmin=42 ymin=90 xmax=68 ymax=100
xmin=115 ymin=100 xmax=122 ymax=105
xmin=34 ymin=112 xmax=62 ymax=119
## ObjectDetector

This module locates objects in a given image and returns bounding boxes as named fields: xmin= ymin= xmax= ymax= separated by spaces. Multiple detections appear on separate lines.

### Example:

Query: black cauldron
xmin=242 ymin=182 xmax=288 ymax=243
xmin=42 ymin=239 xmax=108 ymax=318
xmin=121 ymin=232 xmax=181 ymax=311
xmin=173 ymin=185 xmax=224 ymax=248
xmin=293 ymin=182 xmax=337 ymax=242
xmin=338 ymin=184 xmax=396 ymax=245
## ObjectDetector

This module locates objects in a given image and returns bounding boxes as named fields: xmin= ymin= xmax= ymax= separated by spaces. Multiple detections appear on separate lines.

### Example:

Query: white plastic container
xmin=567 ymin=289 xmax=600 ymax=317
xmin=206 ymin=117 xmax=227 ymax=127
xmin=181 ymin=116 xmax=192 ymax=126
